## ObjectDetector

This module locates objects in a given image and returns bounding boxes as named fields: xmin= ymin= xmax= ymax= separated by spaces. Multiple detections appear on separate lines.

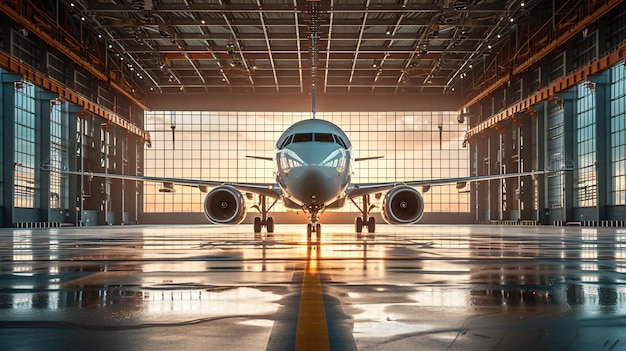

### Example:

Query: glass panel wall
xmin=610 ymin=65 xmax=626 ymax=205
xmin=14 ymin=81 xmax=36 ymax=208
xmin=575 ymin=83 xmax=597 ymax=207
xmin=546 ymin=102 xmax=564 ymax=208
xmin=49 ymin=100 xmax=68 ymax=209
xmin=143 ymin=111 xmax=470 ymax=215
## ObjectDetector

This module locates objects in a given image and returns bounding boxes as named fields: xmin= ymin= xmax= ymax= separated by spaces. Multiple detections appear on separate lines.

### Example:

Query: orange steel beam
xmin=0 ymin=1 xmax=150 ymax=112
xmin=464 ymin=42 xmax=626 ymax=141
xmin=460 ymin=0 xmax=624 ymax=111
xmin=0 ymin=51 xmax=151 ymax=143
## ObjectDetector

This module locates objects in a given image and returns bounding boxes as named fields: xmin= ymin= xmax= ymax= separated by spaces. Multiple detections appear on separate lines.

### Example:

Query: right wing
xmin=62 ymin=170 xmax=282 ymax=199
xmin=347 ymin=168 xmax=572 ymax=199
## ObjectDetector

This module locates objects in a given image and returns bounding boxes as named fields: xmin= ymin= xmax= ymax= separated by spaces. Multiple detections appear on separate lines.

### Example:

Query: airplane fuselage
xmin=274 ymin=119 xmax=353 ymax=212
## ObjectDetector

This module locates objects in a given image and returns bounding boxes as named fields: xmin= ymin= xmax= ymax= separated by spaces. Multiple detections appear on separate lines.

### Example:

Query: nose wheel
xmin=306 ymin=223 xmax=321 ymax=242
xmin=305 ymin=206 xmax=323 ymax=242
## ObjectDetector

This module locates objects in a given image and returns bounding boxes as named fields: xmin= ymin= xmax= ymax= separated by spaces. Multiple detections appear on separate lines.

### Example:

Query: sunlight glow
xmin=143 ymin=111 xmax=470 ymax=216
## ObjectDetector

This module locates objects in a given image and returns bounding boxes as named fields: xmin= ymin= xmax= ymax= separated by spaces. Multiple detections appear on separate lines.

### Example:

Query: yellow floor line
xmin=295 ymin=249 xmax=330 ymax=351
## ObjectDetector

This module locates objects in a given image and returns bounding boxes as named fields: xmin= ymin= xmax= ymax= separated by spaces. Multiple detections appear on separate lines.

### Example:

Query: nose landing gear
xmin=305 ymin=205 xmax=323 ymax=242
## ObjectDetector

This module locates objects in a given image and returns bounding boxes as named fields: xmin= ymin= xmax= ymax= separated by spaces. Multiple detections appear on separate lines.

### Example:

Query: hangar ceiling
xmin=1 ymin=0 xmax=606 ymax=111
xmin=69 ymin=0 xmax=546 ymax=97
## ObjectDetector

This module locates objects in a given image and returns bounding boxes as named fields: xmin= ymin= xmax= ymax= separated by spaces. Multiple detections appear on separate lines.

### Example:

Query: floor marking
xmin=295 ymin=245 xmax=330 ymax=351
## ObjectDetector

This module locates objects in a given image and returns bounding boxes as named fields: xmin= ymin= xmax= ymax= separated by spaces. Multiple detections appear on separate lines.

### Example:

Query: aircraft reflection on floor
xmin=0 ymin=225 xmax=626 ymax=351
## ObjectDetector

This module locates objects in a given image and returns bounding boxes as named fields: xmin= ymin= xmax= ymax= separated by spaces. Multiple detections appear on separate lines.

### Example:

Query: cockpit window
xmin=292 ymin=133 xmax=313 ymax=143
xmin=333 ymin=135 xmax=348 ymax=149
xmin=279 ymin=132 xmax=349 ymax=149
xmin=278 ymin=135 xmax=293 ymax=149
xmin=314 ymin=133 xmax=334 ymax=142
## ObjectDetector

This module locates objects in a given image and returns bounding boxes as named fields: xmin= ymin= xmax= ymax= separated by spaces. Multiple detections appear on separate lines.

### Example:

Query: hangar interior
xmin=0 ymin=0 xmax=625 ymax=227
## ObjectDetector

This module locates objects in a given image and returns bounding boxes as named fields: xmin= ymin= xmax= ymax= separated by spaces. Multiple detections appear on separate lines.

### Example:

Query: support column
xmin=589 ymin=72 xmax=610 ymax=222
xmin=1 ymin=71 xmax=22 ymax=227
xmin=66 ymin=103 xmax=82 ymax=226
xmin=110 ymin=127 xmax=123 ymax=224
xmin=558 ymin=91 xmax=576 ymax=223
xmin=503 ymin=120 xmax=518 ymax=221
xmin=519 ymin=113 xmax=534 ymax=221
xmin=470 ymin=133 xmax=488 ymax=223
xmin=534 ymin=103 xmax=547 ymax=224
xmin=134 ymin=138 xmax=144 ymax=224
xmin=488 ymin=128 xmax=502 ymax=222
xmin=124 ymin=134 xmax=140 ymax=225
xmin=35 ymin=90 xmax=59 ymax=223
xmin=94 ymin=120 xmax=109 ymax=225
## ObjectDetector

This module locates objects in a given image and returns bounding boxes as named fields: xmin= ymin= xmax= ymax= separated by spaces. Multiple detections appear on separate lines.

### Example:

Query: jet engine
xmin=381 ymin=186 xmax=425 ymax=224
xmin=203 ymin=186 xmax=246 ymax=224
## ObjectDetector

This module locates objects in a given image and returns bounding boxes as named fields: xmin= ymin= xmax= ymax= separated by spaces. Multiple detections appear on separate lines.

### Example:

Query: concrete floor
xmin=1 ymin=224 xmax=625 ymax=351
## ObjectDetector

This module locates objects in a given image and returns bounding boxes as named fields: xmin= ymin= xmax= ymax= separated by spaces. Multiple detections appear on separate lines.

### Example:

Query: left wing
xmin=347 ymin=169 xmax=569 ymax=199
xmin=62 ymin=170 xmax=282 ymax=199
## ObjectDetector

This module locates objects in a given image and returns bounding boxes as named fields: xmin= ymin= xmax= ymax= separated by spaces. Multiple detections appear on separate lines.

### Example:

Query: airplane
xmin=61 ymin=117 xmax=572 ymax=241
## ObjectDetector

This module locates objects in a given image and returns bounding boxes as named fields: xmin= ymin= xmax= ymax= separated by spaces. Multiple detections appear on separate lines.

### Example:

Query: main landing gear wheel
xmin=351 ymin=194 xmax=376 ymax=236
xmin=355 ymin=217 xmax=364 ymax=233
xmin=254 ymin=217 xmax=262 ymax=233
xmin=355 ymin=217 xmax=375 ymax=237
xmin=367 ymin=217 xmax=375 ymax=233
xmin=253 ymin=216 xmax=275 ymax=234
xmin=252 ymin=195 xmax=278 ymax=234
xmin=266 ymin=217 xmax=275 ymax=234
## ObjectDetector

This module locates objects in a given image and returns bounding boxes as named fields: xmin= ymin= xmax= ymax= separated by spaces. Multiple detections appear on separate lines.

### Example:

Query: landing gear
xmin=355 ymin=217 xmax=362 ymax=233
xmin=351 ymin=195 xmax=376 ymax=235
xmin=305 ymin=205 xmax=323 ymax=242
xmin=252 ymin=195 xmax=278 ymax=234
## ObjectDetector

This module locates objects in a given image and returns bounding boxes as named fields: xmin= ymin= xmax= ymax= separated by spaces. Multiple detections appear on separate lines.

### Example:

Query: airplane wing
xmin=347 ymin=169 xmax=571 ymax=199
xmin=62 ymin=170 xmax=282 ymax=199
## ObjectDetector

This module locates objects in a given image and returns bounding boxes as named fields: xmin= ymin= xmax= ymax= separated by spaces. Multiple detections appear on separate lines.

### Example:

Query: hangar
xmin=0 ymin=0 xmax=624 ymax=228
xmin=1 ymin=1 xmax=626 ymax=350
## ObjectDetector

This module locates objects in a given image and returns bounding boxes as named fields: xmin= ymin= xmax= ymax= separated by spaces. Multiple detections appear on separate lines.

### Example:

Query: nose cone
xmin=289 ymin=166 xmax=340 ymax=204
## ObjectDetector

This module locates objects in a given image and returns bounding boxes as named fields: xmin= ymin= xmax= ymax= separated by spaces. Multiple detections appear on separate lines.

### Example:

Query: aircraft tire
xmin=306 ymin=223 xmax=312 ymax=241
xmin=253 ymin=217 xmax=262 ymax=233
xmin=367 ymin=217 xmax=376 ymax=233
xmin=266 ymin=217 xmax=275 ymax=233
xmin=355 ymin=217 xmax=363 ymax=233
xmin=316 ymin=224 xmax=321 ymax=242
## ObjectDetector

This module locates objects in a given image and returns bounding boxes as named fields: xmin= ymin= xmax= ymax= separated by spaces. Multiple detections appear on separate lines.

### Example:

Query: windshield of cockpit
xmin=278 ymin=133 xmax=348 ymax=149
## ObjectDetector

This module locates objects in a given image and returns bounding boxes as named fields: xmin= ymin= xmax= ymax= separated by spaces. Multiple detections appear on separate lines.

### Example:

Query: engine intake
xmin=203 ymin=186 xmax=246 ymax=224
xmin=382 ymin=186 xmax=425 ymax=224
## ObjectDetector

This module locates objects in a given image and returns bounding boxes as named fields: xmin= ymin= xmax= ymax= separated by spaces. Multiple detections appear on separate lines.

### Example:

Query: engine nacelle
xmin=203 ymin=186 xmax=246 ymax=224
xmin=382 ymin=186 xmax=425 ymax=224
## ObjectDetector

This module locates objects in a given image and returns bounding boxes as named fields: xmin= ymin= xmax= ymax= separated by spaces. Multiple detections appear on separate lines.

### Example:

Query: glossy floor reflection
xmin=1 ymin=224 xmax=626 ymax=351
